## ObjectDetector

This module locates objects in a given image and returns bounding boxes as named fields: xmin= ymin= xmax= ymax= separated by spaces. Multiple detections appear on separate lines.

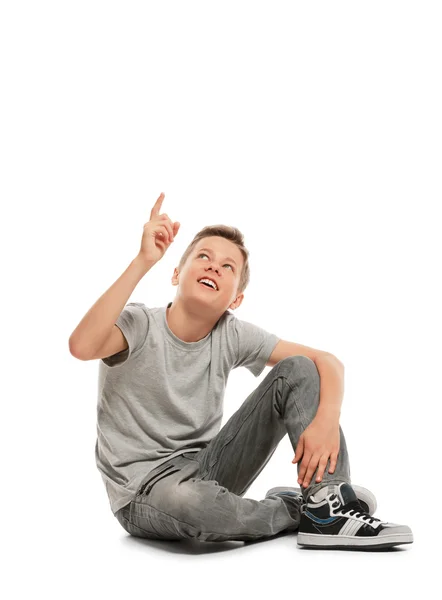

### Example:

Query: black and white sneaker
xmin=297 ymin=482 xmax=413 ymax=550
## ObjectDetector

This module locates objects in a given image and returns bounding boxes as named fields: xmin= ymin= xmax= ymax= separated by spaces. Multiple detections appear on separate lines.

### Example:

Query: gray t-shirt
xmin=95 ymin=301 xmax=280 ymax=514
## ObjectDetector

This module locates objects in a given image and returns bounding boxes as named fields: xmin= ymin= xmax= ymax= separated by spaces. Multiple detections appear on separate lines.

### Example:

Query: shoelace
xmin=331 ymin=495 xmax=382 ymax=525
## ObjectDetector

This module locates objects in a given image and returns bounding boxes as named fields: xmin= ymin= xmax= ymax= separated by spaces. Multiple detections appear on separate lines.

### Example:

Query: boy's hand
xmin=137 ymin=192 xmax=180 ymax=266
xmin=292 ymin=419 xmax=340 ymax=488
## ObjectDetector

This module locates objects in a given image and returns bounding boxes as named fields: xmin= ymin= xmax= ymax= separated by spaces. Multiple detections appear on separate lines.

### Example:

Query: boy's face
xmin=171 ymin=236 xmax=244 ymax=312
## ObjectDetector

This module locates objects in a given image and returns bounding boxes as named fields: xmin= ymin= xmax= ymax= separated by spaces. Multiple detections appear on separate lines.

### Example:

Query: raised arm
xmin=69 ymin=192 xmax=179 ymax=360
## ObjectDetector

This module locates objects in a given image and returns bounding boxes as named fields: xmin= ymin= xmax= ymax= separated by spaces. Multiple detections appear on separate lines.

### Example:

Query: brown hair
xmin=177 ymin=225 xmax=250 ymax=296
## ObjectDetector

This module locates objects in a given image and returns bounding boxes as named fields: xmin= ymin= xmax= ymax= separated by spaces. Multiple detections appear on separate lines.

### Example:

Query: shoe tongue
xmin=310 ymin=484 xmax=337 ymax=502
xmin=337 ymin=482 xmax=358 ymax=505
xmin=311 ymin=482 xmax=358 ymax=505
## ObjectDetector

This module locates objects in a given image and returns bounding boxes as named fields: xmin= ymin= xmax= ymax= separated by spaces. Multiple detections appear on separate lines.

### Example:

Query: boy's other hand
xmin=292 ymin=419 xmax=340 ymax=488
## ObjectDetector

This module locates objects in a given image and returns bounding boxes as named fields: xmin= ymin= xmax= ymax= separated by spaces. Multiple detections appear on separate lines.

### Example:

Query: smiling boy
xmin=69 ymin=192 xmax=413 ymax=550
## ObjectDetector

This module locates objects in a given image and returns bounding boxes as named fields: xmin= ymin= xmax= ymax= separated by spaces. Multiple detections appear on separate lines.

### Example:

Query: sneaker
xmin=297 ymin=482 xmax=413 ymax=550
xmin=265 ymin=484 xmax=377 ymax=515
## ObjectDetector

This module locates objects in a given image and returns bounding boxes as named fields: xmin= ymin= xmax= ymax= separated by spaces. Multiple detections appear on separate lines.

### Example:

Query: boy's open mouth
xmin=197 ymin=279 xmax=218 ymax=291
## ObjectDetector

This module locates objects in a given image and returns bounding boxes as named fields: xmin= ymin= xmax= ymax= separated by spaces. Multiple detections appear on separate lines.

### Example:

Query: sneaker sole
xmin=297 ymin=531 xmax=413 ymax=550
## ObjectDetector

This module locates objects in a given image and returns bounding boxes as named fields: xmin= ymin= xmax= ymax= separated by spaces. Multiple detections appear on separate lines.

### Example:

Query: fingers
xmin=149 ymin=194 xmax=177 ymax=244
xmin=160 ymin=218 xmax=174 ymax=243
xmin=299 ymin=454 xmax=337 ymax=488
xmin=328 ymin=453 xmax=338 ymax=474
xmin=292 ymin=437 xmax=304 ymax=465
xmin=150 ymin=192 xmax=165 ymax=218
xmin=314 ymin=457 xmax=330 ymax=484
xmin=297 ymin=453 xmax=312 ymax=486
xmin=157 ymin=224 xmax=174 ymax=244
xmin=299 ymin=454 xmax=321 ymax=488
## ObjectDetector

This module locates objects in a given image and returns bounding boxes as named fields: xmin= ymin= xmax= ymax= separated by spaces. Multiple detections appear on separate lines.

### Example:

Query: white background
xmin=1 ymin=1 xmax=440 ymax=598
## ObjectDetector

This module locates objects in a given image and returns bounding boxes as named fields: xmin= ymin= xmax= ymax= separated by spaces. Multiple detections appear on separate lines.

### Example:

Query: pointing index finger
xmin=150 ymin=192 xmax=165 ymax=218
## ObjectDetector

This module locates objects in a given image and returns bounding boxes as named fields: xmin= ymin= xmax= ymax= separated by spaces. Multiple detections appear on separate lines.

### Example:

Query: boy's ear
xmin=230 ymin=294 xmax=244 ymax=310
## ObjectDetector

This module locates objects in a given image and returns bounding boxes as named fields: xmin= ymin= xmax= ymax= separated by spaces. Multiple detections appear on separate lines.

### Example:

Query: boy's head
xmin=170 ymin=225 xmax=250 ymax=314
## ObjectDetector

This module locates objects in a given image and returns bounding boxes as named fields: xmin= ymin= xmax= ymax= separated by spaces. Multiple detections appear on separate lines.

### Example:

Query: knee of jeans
xmin=277 ymin=355 xmax=320 ymax=383
xmin=157 ymin=479 xmax=220 ymax=525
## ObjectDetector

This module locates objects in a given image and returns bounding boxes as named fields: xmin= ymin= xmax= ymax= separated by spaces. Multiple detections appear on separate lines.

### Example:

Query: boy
xmin=69 ymin=192 xmax=413 ymax=549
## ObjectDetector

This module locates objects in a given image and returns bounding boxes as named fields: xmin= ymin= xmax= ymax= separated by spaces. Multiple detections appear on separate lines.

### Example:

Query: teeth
xmin=198 ymin=278 xmax=217 ymax=290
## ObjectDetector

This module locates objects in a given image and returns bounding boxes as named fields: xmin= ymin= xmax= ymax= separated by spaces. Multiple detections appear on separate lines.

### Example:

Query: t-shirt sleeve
xmin=232 ymin=317 xmax=280 ymax=377
xmin=101 ymin=302 xmax=149 ymax=367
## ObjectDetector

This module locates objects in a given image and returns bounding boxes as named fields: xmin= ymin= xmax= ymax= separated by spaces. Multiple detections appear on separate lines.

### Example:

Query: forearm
xmin=313 ymin=353 xmax=344 ymax=423
xmin=69 ymin=256 xmax=155 ymax=358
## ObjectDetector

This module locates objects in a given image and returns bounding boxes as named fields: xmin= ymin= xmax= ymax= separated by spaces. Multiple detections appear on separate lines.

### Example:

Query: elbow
xmin=69 ymin=337 xmax=88 ymax=361
xmin=322 ymin=352 xmax=344 ymax=371
xmin=333 ymin=355 xmax=345 ymax=371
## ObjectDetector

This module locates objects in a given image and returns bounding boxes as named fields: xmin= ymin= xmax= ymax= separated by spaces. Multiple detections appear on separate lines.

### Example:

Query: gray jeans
xmin=114 ymin=356 xmax=351 ymax=542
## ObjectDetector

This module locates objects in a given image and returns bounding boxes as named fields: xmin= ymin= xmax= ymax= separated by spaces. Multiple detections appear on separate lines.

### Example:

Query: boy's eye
xmin=198 ymin=253 xmax=234 ymax=270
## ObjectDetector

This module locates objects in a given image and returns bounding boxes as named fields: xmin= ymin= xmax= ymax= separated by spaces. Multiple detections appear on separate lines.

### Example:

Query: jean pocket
xmin=137 ymin=463 xmax=181 ymax=497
